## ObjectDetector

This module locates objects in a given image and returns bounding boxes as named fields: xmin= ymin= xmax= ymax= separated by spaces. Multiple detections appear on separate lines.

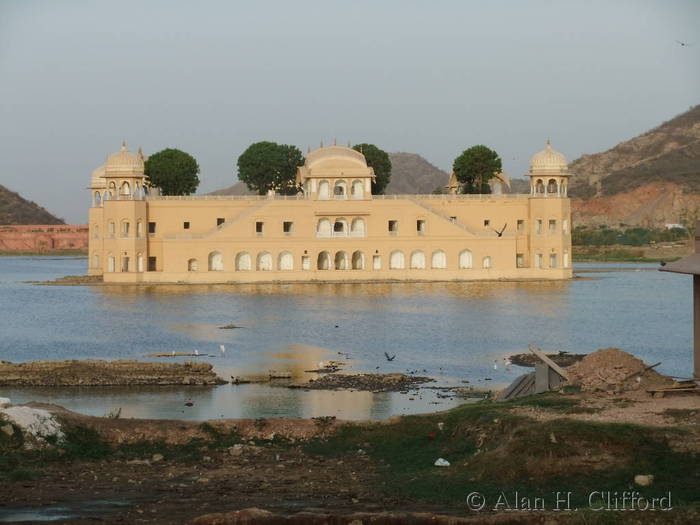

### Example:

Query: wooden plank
xmin=528 ymin=345 xmax=569 ymax=381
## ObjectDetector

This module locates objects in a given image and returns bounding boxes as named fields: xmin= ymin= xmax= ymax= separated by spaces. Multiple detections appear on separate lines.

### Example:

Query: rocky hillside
xmin=208 ymin=181 xmax=253 ymax=196
xmin=384 ymin=152 xmax=449 ymax=194
xmin=0 ymin=184 xmax=64 ymax=225
xmin=570 ymin=105 xmax=700 ymax=227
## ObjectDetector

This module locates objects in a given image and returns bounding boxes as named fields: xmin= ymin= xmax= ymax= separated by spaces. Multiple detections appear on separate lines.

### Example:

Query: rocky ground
xmin=0 ymin=360 xmax=226 ymax=386
xmin=0 ymin=349 xmax=698 ymax=524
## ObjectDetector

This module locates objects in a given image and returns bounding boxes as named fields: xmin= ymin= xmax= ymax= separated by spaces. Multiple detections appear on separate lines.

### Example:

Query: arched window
xmin=535 ymin=179 xmax=545 ymax=194
xmin=137 ymin=253 xmax=144 ymax=272
xmin=482 ymin=256 xmax=492 ymax=269
xmin=549 ymin=253 xmax=557 ymax=268
xmin=103 ymin=191 xmax=111 ymax=201
xmin=317 ymin=251 xmax=331 ymax=270
xmin=136 ymin=221 xmax=143 ymax=238
xmin=120 ymin=220 xmax=130 ymax=238
xmin=410 ymin=250 xmax=426 ymax=269
xmin=547 ymin=179 xmax=557 ymax=194
xmin=351 ymin=251 xmax=364 ymax=270
xmin=256 ymin=252 xmax=272 ymax=271
xmin=108 ymin=221 xmax=115 ymax=238
xmin=208 ymin=251 xmax=224 ymax=271
xmin=389 ymin=251 xmax=405 ymax=269
xmin=431 ymin=250 xmax=447 ymax=269
xmin=350 ymin=217 xmax=365 ymax=237
xmin=316 ymin=218 xmax=331 ymax=237
xmin=109 ymin=181 xmax=117 ymax=194
xmin=372 ymin=255 xmax=382 ymax=270
xmin=235 ymin=252 xmax=251 ymax=271
xmin=318 ymin=180 xmax=330 ymax=200
xmin=563 ymin=249 xmax=569 ymax=268
xmin=459 ymin=249 xmax=473 ymax=269
xmin=107 ymin=254 xmax=115 ymax=272
xmin=334 ymin=251 xmax=348 ymax=270
xmin=333 ymin=218 xmax=348 ymax=236
xmin=92 ymin=224 xmax=100 ymax=239
xmin=351 ymin=180 xmax=364 ymax=199
xmin=92 ymin=254 xmax=100 ymax=269
xmin=278 ymin=251 xmax=293 ymax=271
xmin=121 ymin=256 xmax=130 ymax=272
xmin=333 ymin=180 xmax=347 ymax=199
xmin=187 ymin=258 xmax=198 ymax=272
xmin=93 ymin=191 xmax=102 ymax=207
xmin=120 ymin=181 xmax=131 ymax=196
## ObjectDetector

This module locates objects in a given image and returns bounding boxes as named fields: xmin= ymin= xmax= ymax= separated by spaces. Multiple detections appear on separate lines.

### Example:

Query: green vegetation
xmin=572 ymin=226 xmax=688 ymax=246
xmin=305 ymin=399 xmax=699 ymax=509
xmin=237 ymin=141 xmax=305 ymax=196
xmin=452 ymin=145 xmax=502 ymax=194
xmin=352 ymin=143 xmax=392 ymax=195
xmin=145 ymin=148 xmax=200 ymax=196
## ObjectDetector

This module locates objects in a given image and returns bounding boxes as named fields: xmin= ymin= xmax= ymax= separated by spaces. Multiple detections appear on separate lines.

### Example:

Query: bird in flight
xmin=384 ymin=352 xmax=396 ymax=361
xmin=676 ymin=40 xmax=692 ymax=47
xmin=492 ymin=223 xmax=507 ymax=237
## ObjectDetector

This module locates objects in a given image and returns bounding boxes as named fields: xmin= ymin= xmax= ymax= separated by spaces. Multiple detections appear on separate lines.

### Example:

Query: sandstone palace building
xmin=88 ymin=142 xmax=572 ymax=283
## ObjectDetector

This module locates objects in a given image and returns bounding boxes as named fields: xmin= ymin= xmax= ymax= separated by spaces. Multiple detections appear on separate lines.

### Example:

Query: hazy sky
xmin=1 ymin=0 xmax=698 ymax=223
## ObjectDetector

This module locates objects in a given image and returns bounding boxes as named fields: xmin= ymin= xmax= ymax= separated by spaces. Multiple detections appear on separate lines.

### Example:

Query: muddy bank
xmin=289 ymin=373 xmax=433 ymax=392
xmin=0 ymin=360 xmax=226 ymax=386
xmin=509 ymin=351 xmax=586 ymax=368
xmin=35 ymin=274 xmax=103 ymax=285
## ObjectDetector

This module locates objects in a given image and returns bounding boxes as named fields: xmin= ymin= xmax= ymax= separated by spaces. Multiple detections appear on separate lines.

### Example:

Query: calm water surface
xmin=0 ymin=257 xmax=692 ymax=420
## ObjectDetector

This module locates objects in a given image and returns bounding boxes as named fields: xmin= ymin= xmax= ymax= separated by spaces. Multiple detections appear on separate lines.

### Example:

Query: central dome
xmin=530 ymin=140 xmax=568 ymax=175
xmin=104 ymin=142 xmax=145 ymax=175
xmin=304 ymin=145 xmax=368 ymax=170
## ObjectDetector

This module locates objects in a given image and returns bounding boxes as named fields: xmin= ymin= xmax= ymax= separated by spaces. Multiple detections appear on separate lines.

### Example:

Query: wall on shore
xmin=0 ymin=225 xmax=89 ymax=252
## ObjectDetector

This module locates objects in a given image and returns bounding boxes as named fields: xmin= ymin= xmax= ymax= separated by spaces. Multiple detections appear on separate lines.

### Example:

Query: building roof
xmin=530 ymin=140 xmax=569 ymax=176
xmin=660 ymin=253 xmax=700 ymax=275
xmin=304 ymin=145 xmax=368 ymax=170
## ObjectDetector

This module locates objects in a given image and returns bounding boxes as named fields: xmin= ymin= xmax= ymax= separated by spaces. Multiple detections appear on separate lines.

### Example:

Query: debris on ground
xmin=0 ymin=405 xmax=64 ymax=447
xmin=289 ymin=373 xmax=433 ymax=392
xmin=566 ymin=348 xmax=674 ymax=393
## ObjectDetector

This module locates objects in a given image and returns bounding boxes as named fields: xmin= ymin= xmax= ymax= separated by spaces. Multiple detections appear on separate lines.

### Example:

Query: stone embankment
xmin=0 ymin=360 xmax=226 ymax=386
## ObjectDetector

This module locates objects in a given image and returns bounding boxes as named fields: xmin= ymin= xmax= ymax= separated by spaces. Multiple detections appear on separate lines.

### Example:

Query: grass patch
xmin=508 ymin=394 xmax=599 ymax=414
xmin=304 ymin=401 xmax=700 ymax=509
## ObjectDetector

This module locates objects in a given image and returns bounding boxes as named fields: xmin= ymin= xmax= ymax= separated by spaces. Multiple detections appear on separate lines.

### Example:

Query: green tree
xmin=145 ymin=148 xmax=200 ymax=196
xmin=237 ymin=142 xmax=304 ymax=196
xmin=352 ymin=143 xmax=392 ymax=195
xmin=452 ymin=145 xmax=502 ymax=194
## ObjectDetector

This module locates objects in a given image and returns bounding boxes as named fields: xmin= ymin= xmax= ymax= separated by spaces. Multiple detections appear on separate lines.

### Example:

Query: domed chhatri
xmin=104 ymin=141 xmax=145 ymax=176
xmin=527 ymin=140 xmax=571 ymax=198
xmin=529 ymin=139 xmax=568 ymax=175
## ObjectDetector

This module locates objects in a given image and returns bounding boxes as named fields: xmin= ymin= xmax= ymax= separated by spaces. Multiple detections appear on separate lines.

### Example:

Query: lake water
xmin=0 ymin=257 xmax=692 ymax=420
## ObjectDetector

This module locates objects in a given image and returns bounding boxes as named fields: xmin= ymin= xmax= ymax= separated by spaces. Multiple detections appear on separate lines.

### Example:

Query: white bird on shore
xmin=171 ymin=350 xmax=175 ymax=357
xmin=319 ymin=361 xmax=325 ymax=369
xmin=493 ymin=360 xmax=498 ymax=370
xmin=220 ymin=344 xmax=226 ymax=355
xmin=194 ymin=349 xmax=199 ymax=356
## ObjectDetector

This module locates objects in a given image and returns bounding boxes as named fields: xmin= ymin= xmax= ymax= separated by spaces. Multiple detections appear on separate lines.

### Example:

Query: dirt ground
xmin=1 ymin=348 xmax=698 ymax=524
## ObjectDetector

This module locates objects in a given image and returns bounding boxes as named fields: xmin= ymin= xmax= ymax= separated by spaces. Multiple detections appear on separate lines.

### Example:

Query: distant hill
xmin=569 ymin=105 xmax=700 ymax=227
xmin=384 ymin=153 xmax=449 ymax=194
xmin=0 ymin=185 xmax=64 ymax=225
xmin=208 ymin=181 xmax=254 ymax=196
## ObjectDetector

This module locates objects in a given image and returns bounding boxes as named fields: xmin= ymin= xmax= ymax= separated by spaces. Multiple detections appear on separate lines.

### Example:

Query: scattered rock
xmin=228 ymin=444 xmax=244 ymax=457
xmin=151 ymin=454 xmax=164 ymax=462
xmin=0 ymin=405 xmax=64 ymax=446
xmin=634 ymin=474 xmax=654 ymax=487
xmin=1 ymin=423 xmax=14 ymax=436
xmin=434 ymin=458 xmax=450 ymax=467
